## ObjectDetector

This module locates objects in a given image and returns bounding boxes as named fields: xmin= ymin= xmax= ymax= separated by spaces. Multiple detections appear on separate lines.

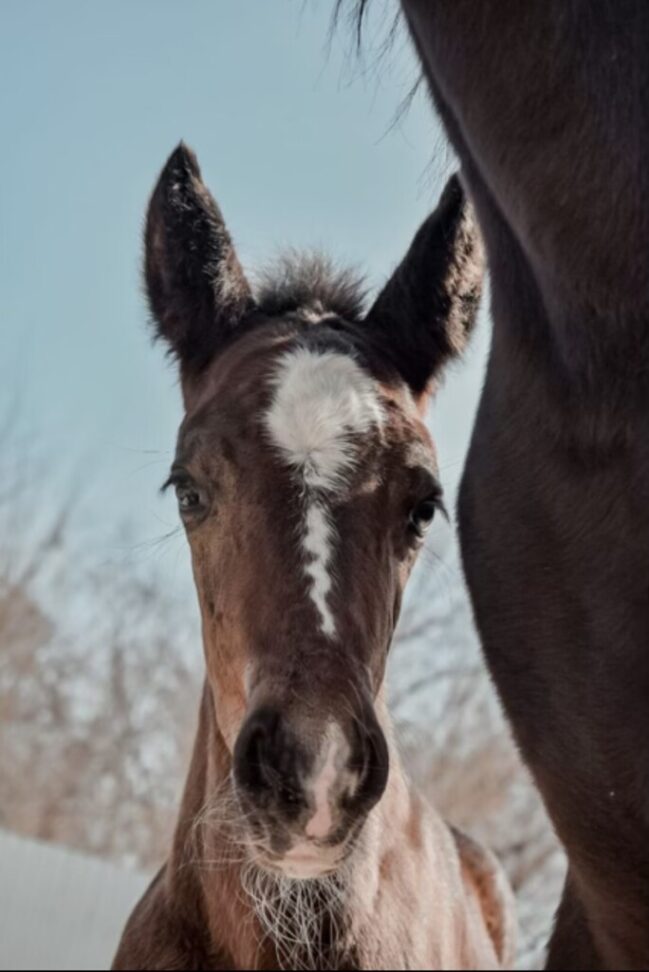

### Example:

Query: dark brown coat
xmin=398 ymin=1 xmax=649 ymax=967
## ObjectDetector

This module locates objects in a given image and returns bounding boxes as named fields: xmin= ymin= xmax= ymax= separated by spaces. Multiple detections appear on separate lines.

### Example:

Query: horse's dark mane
xmin=254 ymin=252 xmax=367 ymax=322
xmin=333 ymin=1 xmax=417 ymax=128
xmin=333 ymin=0 xmax=371 ymax=48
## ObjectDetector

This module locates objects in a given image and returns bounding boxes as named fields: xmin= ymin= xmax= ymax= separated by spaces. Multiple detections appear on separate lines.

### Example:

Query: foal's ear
xmin=364 ymin=175 xmax=484 ymax=402
xmin=144 ymin=143 xmax=254 ymax=374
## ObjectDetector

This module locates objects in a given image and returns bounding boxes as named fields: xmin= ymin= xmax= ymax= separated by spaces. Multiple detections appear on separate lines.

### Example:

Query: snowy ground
xmin=0 ymin=830 xmax=147 ymax=971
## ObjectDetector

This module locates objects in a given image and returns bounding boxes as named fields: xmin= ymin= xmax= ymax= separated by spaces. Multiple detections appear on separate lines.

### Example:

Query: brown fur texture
xmin=395 ymin=0 xmax=649 ymax=967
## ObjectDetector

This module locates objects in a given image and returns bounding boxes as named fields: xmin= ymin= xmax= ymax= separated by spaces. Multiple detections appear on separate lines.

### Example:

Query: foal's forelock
xmin=265 ymin=346 xmax=386 ymax=640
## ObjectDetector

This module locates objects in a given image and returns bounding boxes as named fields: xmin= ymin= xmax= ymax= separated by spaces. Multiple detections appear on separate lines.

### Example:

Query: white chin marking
xmin=265 ymin=348 xmax=383 ymax=637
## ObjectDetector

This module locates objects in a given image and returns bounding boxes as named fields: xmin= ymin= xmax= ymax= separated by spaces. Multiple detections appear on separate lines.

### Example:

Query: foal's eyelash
xmin=161 ymin=469 xmax=191 ymax=494
xmin=422 ymin=481 xmax=448 ymax=522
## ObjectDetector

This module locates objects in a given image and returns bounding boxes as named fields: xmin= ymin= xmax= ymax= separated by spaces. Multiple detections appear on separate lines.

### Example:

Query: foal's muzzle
xmin=233 ymin=704 xmax=389 ymax=875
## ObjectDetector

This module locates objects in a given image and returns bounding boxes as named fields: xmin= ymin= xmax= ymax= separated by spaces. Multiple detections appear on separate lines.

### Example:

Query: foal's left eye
xmin=409 ymin=499 xmax=438 ymax=539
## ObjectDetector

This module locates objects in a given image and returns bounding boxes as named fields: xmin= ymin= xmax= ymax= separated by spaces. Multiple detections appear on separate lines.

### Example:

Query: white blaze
xmin=303 ymin=503 xmax=336 ymax=637
xmin=265 ymin=347 xmax=383 ymax=637
xmin=305 ymin=735 xmax=339 ymax=840
xmin=304 ymin=723 xmax=350 ymax=841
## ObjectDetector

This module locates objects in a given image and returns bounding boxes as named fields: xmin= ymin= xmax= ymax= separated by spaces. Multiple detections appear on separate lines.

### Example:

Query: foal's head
xmin=146 ymin=144 xmax=483 ymax=880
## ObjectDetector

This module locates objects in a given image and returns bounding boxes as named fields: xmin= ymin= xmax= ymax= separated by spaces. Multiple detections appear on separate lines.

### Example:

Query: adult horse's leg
xmin=401 ymin=1 xmax=649 ymax=967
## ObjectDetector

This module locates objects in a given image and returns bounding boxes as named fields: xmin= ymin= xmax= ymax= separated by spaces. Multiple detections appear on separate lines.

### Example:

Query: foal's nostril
xmin=234 ymin=708 xmax=281 ymax=796
xmin=233 ymin=708 xmax=305 ymax=811
xmin=349 ymin=715 xmax=390 ymax=812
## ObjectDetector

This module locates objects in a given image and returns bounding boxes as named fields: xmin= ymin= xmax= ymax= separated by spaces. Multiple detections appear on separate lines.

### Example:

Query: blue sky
xmin=0 ymin=0 xmax=487 ymax=577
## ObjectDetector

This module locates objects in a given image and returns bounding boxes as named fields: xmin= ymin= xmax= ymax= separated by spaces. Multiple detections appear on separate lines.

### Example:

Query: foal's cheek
xmin=189 ymin=539 xmax=252 ymax=752
xmin=211 ymin=676 xmax=248 ymax=752
xmin=397 ymin=558 xmax=411 ymax=589
xmin=203 ymin=631 xmax=250 ymax=752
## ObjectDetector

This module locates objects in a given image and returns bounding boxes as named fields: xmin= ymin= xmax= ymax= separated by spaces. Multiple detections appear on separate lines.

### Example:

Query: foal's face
xmin=146 ymin=144 xmax=483 ymax=879
xmin=172 ymin=329 xmax=439 ymax=874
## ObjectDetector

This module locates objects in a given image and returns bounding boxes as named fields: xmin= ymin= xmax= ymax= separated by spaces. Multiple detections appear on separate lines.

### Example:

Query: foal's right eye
xmin=162 ymin=467 xmax=207 ymax=522
xmin=176 ymin=486 xmax=201 ymax=513
xmin=175 ymin=483 xmax=202 ymax=516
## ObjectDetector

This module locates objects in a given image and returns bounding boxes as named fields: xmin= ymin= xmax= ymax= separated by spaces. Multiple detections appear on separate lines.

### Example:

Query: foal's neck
xmin=169 ymin=682 xmax=410 ymax=971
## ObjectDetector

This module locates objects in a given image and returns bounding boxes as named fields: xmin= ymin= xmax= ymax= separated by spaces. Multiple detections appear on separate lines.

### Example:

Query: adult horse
xmin=368 ymin=1 xmax=649 ymax=968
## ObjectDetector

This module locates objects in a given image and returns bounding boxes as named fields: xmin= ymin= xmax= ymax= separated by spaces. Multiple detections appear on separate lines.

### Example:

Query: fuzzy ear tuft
xmin=364 ymin=175 xmax=485 ymax=398
xmin=144 ymin=142 xmax=253 ymax=373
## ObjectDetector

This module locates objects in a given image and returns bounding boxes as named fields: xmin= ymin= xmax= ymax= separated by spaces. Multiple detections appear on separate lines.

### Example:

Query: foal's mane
xmin=254 ymin=252 xmax=367 ymax=323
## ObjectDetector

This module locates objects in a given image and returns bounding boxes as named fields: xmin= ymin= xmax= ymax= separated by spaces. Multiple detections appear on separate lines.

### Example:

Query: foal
xmin=113 ymin=144 xmax=515 ymax=971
